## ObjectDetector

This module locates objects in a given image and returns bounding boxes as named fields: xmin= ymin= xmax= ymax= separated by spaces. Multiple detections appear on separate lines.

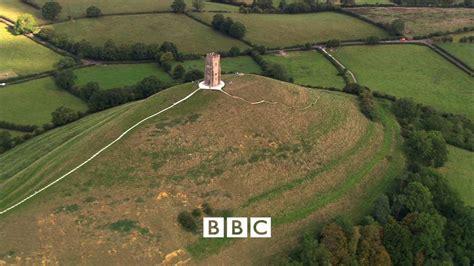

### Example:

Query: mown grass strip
xmin=273 ymin=105 xmax=395 ymax=225
xmin=243 ymin=118 xmax=375 ymax=207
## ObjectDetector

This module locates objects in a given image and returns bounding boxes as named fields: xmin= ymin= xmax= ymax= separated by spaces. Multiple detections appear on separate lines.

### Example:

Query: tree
xmin=300 ymin=234 xmax=332 ymax=266
xmin=341 ymin=0 xmax=356 ymax=5
xmin=229 ymin=22 xmax=246 ymax=39
xmin=366 ymin=35 xmax=380 ymax=45
xmin=171 ymin=0 xmax=186 ymax=13
xmin=177 ymin=211 xmax=197 ymax=232
xmin=393 ymin=98 xmax=420 ymax=125
xmin=264 ymin=63 xmax=290 ymax=82
xmin=192 ymin=0 xmax=205 ymax=11
xmin=159 ymin=42 xmax=179 ymax=60
xmin=320 ymin=223 xmax=352 ymax=265
xmin=51 ymin=106 xmax=79 ymax=126
xmin=356 ymin=224 xmax=391 ymax=265
xmin=278 ymin=0 xmax=287 ymax=10
xmin=135 ymin=76 xmax=163 ymax=98
xmin=0 ymin=131 xmax=13 ymax=153
xmin=160 ymin=52 xmax=175 ymax=72
xmin=390 ymin=19 xmax=405 ymax=36
xmin=398 ymin=182 xmax=434 ymax=213
xmin=220 ymin=17 xmax=234 ymax=34
xmin=42 ymin=1 xmax=62 ymax=20
xmin=326 ymin=39 xmax=340 ymax=48
xmin=184 ymin=69 xmax=204 ymax=82
xmin=14 ymin=14 xmax=37 ymax=34
xmin=372 ymin=194 xmax=391 ymax=224
xmin=86 ymin=6 xmax=102 ymax=17
xmin=228 ymin=47 xmax=240 ymax=57
xmin=466 ymin=0 xmax=473 ymax=6
xmin=404 ymin=212 xmax=446 ymax=258
xmin=55 ymin=57 xmax=75 ymax=69
xmin=80 ymin=82 xmax=100 ymax=100
xmin=406 ymin=130 xmax=448 ymax=167
xmin=212 ymin=14 xmax=225 ymax=30
xmin=383 ymin=218 xmax=414 ymax=265
xmin=172 ymin=64 xmax=186 ymax=79
xmin=54 ymin=70 xmax=76 ymax=91
xmin=256 ymin=0 xmax=273 ymax=9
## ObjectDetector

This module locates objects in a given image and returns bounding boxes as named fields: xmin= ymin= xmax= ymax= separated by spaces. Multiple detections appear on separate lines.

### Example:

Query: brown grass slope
xmin=0 ymin=75 xmax=403 ymax=264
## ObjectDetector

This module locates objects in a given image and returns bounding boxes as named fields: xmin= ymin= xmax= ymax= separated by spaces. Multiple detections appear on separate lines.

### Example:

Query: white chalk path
xmin=0 ymin=83 xmax=320 ymax=216
xmin=0 ymin=87 xmax=202 ymax=215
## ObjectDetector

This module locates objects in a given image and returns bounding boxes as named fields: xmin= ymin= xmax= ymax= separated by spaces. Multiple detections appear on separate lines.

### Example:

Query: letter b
xmin=203 ymin=217 xmax=224 ymax=238
xmin=227 ymin=217 xmax=247 ymax=238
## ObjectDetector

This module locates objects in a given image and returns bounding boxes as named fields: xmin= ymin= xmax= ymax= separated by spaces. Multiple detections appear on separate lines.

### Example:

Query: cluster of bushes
xmin=393 ymin=98 xmax=474 ymax=151
xmin=432 ymin=36 xmax=454 ymax=43
xmin=413 ymin=26 xmax=474 ymax=40
xmin=37 ymin=29 xmax=188 ymax=62
xmin=211 ymin=14 xmax=246 ymax=39
xmin=460 ymin=35 xmax=474 ymax=43
xmin=237 ymin=0 xmax=340 ymax=14
xmin=178 ymin=203 xmax=232 ymax=233
xmin=250 ymin=50 xmax=292 ymax=82
xmin=343 ymin=84 xmax=377 ymax=120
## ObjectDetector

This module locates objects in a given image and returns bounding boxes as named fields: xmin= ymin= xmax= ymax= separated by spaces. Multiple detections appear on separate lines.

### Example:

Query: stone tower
xmin=204 ymin=53 xmax=221 ymax=87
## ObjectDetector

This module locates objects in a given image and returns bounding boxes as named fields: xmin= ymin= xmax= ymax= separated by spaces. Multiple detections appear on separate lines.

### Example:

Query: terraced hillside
xmin=0 ymin=75 xmax=403 ymax=264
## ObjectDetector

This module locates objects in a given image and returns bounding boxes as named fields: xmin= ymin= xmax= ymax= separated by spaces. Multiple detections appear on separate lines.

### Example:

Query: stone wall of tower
xmin=205 ymin=53 xmax=221 ymax=87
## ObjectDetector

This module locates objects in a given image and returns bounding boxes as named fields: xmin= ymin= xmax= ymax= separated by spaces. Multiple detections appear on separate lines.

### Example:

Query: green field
xmin=0 ymin=77 xmax=88 ymax=125
xmin=75 ymin=64 xmax=172 ymax=90
xmin=0 ymin=0 xmax=45 ymax=24
xmin=347 ymin=7 xmax=474 ymax=37
xmin=172 ymin=56 xmax=262 ymax=74
xmin=331 ymin=44 xmax=474 ymax=118
xmin=439 ymin=44 xmax=474 ymax=69
xmin=0 ymin=129 xmax=26 ymax=138
xmin=0 ymin=25 xmax=64 ymax=78
xmin=31 ymin=0 xmax=238 ymax=19
xmin=191 ymin=12 xmax=388 ymax=48
xmin=439 ymin=146 xmax=474 ymax=207
xmin=50 ymin=13 xmax=249 ymax=53
xmin=262 ymin=51 xmax=346 ymax=88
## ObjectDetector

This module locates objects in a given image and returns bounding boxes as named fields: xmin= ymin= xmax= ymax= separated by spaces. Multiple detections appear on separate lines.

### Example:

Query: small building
xmin=199 ymin=53 xmax=225 ymax=90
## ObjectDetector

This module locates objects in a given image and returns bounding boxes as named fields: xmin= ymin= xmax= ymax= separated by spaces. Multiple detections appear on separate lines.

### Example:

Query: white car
xmin=0 ymin=83 xmax=6 ymax=86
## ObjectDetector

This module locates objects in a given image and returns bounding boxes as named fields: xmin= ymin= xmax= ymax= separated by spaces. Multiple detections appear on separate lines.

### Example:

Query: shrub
xmin=229 ymin=47 xmax=241 ymax=57
xmin=14 ymin=14 xmax=37 ymax=34
xmin=109 ymin=219 xmax=138 ymax=233
xmin=178 ymin=211 xmax=198 ymax=232
xmin=264 ymin=63 xmax=290 ymax=82
xmin=80 ymin=82 xmax=100 ymax=100
xmin=172 ymin=64 xmax=186 ymax=79
xmin=229 ymin=22 xmax=246 ymax=39
xmin=359 ymin=88 xmax=377 ymax=120
xmin=192 ymin=0 xmax=205 ymax=11
xmin=405 ymin=130 xmax=448 ymax=167
xmin=184 ymin=69 xmax=204 ymax=82
xmin=171 ymin=0 xmax=187 ymax=13
xmin=390 ymin=19 xmax=405 ymax=36
xmin=51 ymin=106 xmax=79 ymax=126
xmin=54 ymin=69 xmax=77 ymax=91
xmin=192 ymin=208 xmax=202 ymax=218
xmin=55 ymin=57 xmax=76 ymax=69
xmin=202 ymin=202 xmax=213 ymax=215
xmin=366 ymin=36 xmax=380 ymax=45
xmin=41 ymin=1 xmax=62 ymax=20
xmin=135 ymin=76 xmax=164 ymax=98
xmin=86 ymin=6 xmax=102 ymax=17
xmin=326 ymin=39 xmax=340 ymax=48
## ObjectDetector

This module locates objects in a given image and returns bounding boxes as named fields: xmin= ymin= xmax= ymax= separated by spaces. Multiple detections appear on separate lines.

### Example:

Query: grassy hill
xmin=0 ymin=25 xmax=64 ymax=79
xmin=49 ymin=13 xmax=249 ymax=53
xmin=330 ymin=44 xmax=474 ymax=119
xmin=190 ymin=12 xmax=388 ymax=48
xmin=0 ymin=75 xmax=403 ymax=264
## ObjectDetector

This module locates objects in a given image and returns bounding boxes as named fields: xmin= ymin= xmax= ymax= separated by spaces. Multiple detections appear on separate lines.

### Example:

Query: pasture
xmin=190 ymin=12 xmax=388 ymax=48
xmin=75 ymin=63 xmax=172 ymax=90
xmin=331 ymin=44 xmax=474 ymax=118
xmin=262 ymin=50 xmax=346 ymax=88
xmin=0 ymin=0 xmax=45 ymax=24
xmin=347 ymin=7 xmax=474 ymax=37
xmin=0 ymin=77 xmax=87 ymax=125
xmin=439 ymin=145 xmax=474 ymax=207
xmin=0 ymin=75 xmax=403 ymax=264
xmin=439 ymin=43 xmax=474 ymax=69
xmin=30 ymin=0 xmax=238 ymax=19
xmin=0 ymin=25 xmax=64 ymax=78
xmin=172 ymin=56 xmax=262 ymax=74
xmin=50 ymin=13 xmax=249 ymax=53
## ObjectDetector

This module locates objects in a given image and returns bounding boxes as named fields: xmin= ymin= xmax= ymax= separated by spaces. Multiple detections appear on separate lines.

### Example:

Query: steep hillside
xmin=0 ymin=75 xmax=403 ymax=264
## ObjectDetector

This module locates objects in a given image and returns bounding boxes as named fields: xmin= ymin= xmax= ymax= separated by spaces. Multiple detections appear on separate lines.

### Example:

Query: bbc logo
xmin=203 ymin=217 xmax=271 ymax=238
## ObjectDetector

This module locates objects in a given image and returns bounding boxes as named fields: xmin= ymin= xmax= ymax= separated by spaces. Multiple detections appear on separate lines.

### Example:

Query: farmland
xmin=190 ymin=12 xmax=388 ymax=48
xmin=0 ymin=25 xmax=64 ymax=79
xmin=0 ymin=75 xmax=403 ymax=264
xmin=262 ymin=51 xmax=346 ymax=88
xmin=330 ymin=44 xmax=474 ymax=118
xmin=0 ymin=77 xmax=87 ymax=125
xmin=49 ymin=13 xmax=249 ymax=53
xmin=347 ymin=7 xmax=474 ymax=37
xmin=0 ymin=0 xmax=45 ymax=24
xmin=75 ymin=63 xmax=172 ymax=90
xmin=172 ymin=56 xmax=262 ymax=74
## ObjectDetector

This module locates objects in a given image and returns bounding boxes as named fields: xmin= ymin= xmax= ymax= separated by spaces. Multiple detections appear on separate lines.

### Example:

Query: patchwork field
xmin=347 ymin=7 xmax=474 ymax=37
xmin=0 ymin=0 xmax=45 ymax=24
xmin=439 ymin=145 xmax=474 ymax=207
xmin=172 ymin=56 xmax=262 ymax=74
xmin=0 ymin=77 xmax=88 ymax=125
xmin=0 ymin=75 xmax=403 ymax=264
xmin=331 ymin=44 xmax=474 ymax=118
xmin=190 ymin=12 xmax=388 ymax=48
xmin=263 ymin=50 xmax=346 ymax=88
xmin=49 ymin=13 xmax=249 ymax=53
xmin=30 ymin=0 xmax=238 ymax=19
xmin=75 ymin=63 xmax=172 ymax=90
xmin=0 ymin=25 xmax=65 ymax=78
